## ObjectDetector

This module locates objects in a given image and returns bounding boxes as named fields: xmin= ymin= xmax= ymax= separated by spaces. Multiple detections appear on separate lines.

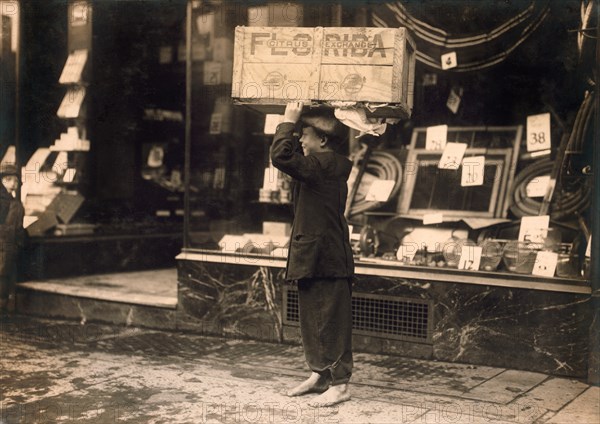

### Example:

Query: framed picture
xmin=398 ymin=148 xmax=513 ymax=218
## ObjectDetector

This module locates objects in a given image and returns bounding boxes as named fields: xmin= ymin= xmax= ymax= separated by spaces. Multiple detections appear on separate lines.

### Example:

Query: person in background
xmin=270 ymin=101 xmax=354 ymax=407
xmin=0 ymin=163 xmax=25 ymax=313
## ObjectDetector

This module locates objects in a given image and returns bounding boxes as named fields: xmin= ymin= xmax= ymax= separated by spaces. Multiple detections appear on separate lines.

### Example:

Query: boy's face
xmin=2 ymin=176 xmax=19 ymax=192
xmin=300 ymin=126 xmax=325 ymax=156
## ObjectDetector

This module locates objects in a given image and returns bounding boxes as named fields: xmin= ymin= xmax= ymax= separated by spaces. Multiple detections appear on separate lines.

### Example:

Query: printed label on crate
xmin=438 ymin=143 xmax=467 ymax=170
xmin=527 ymin=113 xmax=551 ymax=152
xmin=321 ymin=28 xmax=398 ymax=66
xmin=461 ymin=156 xmax=485 ymax=186
xmin=425 ymin=125 xmax=447 ymax=150
xmin=518 ymin=215 xmax=549 ymax=244
xmin=532 ymin=251 xmax=558 ymax=277
xmin=240 ymin=27 xmax=316 ymax=63
xmin=458 ymin=246 xmax=482 ymax=270
xmin=237 ymin=63 xmax=316 ymax=100
xmin=318 ymin=65 xmax=395 ymax=102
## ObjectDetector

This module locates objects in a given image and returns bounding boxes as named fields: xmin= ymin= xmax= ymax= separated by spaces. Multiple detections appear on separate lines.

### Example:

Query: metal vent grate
xmin=283 ymin=286 xmax=432 ymax=343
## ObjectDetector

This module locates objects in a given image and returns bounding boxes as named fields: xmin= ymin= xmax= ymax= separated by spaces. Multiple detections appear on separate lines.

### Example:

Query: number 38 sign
xmin=526 ymin=113 xmax=551 ymax=152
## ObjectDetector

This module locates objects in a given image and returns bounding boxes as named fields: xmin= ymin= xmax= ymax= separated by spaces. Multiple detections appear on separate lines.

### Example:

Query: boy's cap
xmin=0 ymin=163 xmax=19 ymax=178
xmin=301 ymin=111 xmax=347 ymax=139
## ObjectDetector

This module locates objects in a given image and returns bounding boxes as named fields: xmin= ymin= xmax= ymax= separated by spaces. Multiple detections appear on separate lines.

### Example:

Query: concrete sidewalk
xmin=1 ymin=315 xmax=598 ymax=424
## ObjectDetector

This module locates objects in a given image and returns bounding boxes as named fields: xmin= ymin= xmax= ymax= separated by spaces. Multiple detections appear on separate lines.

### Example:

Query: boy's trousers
xmin=297 ymin=277 xmax=353 ymax=385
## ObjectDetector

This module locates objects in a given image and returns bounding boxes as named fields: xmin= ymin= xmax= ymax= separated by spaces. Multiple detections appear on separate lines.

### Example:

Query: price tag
xmin=365 ymin=179 xmax=396 ymax=202
xmin=518 ymin=215 xmax=549 ymax=244
xmin=446 ymin=87 xmax=463 ymax=114
xmin=461 ymin=156 xmax=485 ymax=186
xmin=63 ymin=168 xmax=77 ymax=183
xmin=532 ymin=251 xmax=558 ymax=277
xmin=441 ymin=52 xmax=457 ymax=70
xmin=586 ymin=236 xmax=591 ymax=258
xmin=527 ymin=113 xmax=551 ymax=152
xmin=425 ymin=125 xmax=448 ymax=150
xmin=264 ymin=114 xmax=284 ymax=135
xmin=396 ymin=243 xmax=418 ymax=262
xmin=525 ymin=175 xmax=551 ymax=197
xmin=423 ymin=213 xmax=444 ymax=225
xmin=439 ymin=143 xmax=467 ymax=170
xmin=209 ymin=113 xmax=223 ymax=134
xmin=458 ymin=246 xmax=482 ymax=270
xmin=203 ymin=62 xmax=222 ymax=85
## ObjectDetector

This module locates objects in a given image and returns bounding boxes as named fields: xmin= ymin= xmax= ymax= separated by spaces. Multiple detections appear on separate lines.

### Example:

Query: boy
xmin=270 ymin=101 xmax=354 ymax=407
xmin=0 ymin=163 xmax=24 ymax=313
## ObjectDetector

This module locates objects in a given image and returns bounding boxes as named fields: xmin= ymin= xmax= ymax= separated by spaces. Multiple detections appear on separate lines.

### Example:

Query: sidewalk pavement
xmin=1 ymin=314 xmax=598 ymax=424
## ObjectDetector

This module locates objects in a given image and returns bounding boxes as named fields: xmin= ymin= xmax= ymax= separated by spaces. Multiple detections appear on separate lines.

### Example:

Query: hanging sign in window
xmin=461 ymin=156 xmax=485 ymax=187
xmin=526 ymin=113 xmax=551 ymax=152
xmin=425 ymin=125 xmax=447 ymax=150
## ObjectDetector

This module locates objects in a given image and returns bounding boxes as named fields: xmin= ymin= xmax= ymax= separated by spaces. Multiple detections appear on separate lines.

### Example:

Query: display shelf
xmin=177 ymin=248 xmax=590 ymax=294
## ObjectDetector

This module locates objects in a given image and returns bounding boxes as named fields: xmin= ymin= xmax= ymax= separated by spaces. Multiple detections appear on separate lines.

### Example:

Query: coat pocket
xmin=288 ymin=234 xmax=321 ymax=279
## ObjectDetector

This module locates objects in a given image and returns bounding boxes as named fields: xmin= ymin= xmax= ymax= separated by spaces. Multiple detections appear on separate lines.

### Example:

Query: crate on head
xmin=231 ymin=26 xmax=321 ymax=104
xmin=318 ymin=27 xmax=415 ymax=108
xmin=231 ymin=26 xmax=416 ymax=118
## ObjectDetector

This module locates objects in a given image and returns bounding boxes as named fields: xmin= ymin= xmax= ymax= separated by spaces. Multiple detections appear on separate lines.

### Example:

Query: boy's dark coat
xmin=270 ymin=122 xmax=354 ymax=281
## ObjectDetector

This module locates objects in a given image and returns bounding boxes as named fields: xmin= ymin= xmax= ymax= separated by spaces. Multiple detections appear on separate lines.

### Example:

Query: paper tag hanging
xmin=397 ymin=244 xmax=418 ymax=262
xmin=527 ymin=113 xmax=551 ymax=152
xmin=365 ymin=180 xmax=395 ymax=202
xmin=439 ymin=143 xmax=467 ymax=170
xmin=264 ymin=114 xmax=284 ymax=135
xmin=532 ymin=251 xmax=558 ymax=277
xmin=458 ymin=246 xmax=482 ymax=270
xmin=446 ymin=87 xmax=463 ymax=114
xmin=518 ymin=215 xmax=549 ymax=244
xmin=423 ymin=213 xmax=444 ymax=225
xmin=461 ymin=156 xmax=485 ymax=186
xmin=209 ymin=113 xmax=223 ymax=134
xmin=441 ymin=52 xmax=457 ymax=70
xmin=525 ymin=175 xmax=551 ymax=197
xmin=425 ymin=125 xmax=448 ymax=150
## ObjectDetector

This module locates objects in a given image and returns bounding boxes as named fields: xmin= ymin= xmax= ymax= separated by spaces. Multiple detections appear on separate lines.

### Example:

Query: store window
xmin=183 ymin=1 xmax=593 ymax=284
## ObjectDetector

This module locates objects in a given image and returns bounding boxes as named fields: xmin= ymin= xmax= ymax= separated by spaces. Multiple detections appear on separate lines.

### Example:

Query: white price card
xmin=441 ymin=52 xmax=457 ymax=70
xmin=396 ymin=243 xmax=418 ymax=262
xmin=203 ymin=62 xmax=222 ymax=85
xmin=439 ymin=142 xmax=467 ymax=170
xmin=209 ymin=113 xmax=223 ymax=134
xmin=264 ymin=114 xmax=284 ymax=135
xmin=365 ymin=179 xmax=396 ymax=202
xmin=446 ymin=87 xmax=462 ymax=114
xmin=525 ymin=175 xmax=551 ymax=197
xmin=458 ymin=245 xmax=482 ymax=271
xmin=586 ymin=236 xmax=591 ymax=258
xmin=518 ymin=215 xmax=549 ymax=244
xmin=532 ymin=251 xmax=558 ymax=277
xmin=423 ymin=213 xmax=444 ymax=225
xmin=527 ymin=113 xmax=551 ymax=152
xmin=425 ymin=125 xmax=448 ymax=150
xmin=461 ymin=156 xmax=485 ymax=186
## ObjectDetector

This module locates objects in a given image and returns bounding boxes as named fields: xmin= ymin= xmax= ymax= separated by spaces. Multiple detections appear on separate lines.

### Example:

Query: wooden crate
xmin=231 ymin=26 xmax=415 ymax=116
xmin=231 ymin=26 xmax=321 ymax=102
xmin=318 ymin=27 xmax=415 ymax=105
